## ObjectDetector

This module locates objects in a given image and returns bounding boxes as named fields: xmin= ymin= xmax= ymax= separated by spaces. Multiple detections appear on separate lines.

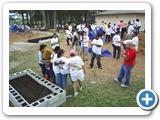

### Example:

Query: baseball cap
xmin=70 ymin=49 xmax=76 ymax=55
xmin=40 ymin=44 xmax=47 ymax=50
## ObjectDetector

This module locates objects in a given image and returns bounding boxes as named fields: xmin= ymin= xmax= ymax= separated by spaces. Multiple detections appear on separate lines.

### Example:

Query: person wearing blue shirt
xmin=38 ymin=44 xmax=47 ymax=78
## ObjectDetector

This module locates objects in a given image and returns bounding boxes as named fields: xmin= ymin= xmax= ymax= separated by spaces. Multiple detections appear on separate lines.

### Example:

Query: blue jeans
xmin=90 ymin=51 xmax=102 ymax=67
xmin=136 ymin=26 xmax=141 ymax=34
xmin=61 ymin=74 xmax=68 ymax=88
xmin=117 ymin=63 xmax=134 ymax=86
xmin=55 ymin=73 xmax=62 ymax=87
xmin=39 ymin=63 xmax=45 ymax=76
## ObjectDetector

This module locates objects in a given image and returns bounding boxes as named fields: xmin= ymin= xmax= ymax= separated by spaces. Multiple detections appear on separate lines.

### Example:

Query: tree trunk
xmin=22 ymin=13 xmax=25 ymax=25
xmin=86 ymin=10 xmax=89 ymax=26
xmin=26 ymin=12 xmax=29 ymax=26
xmin=54 ymin=10 xmax=56 ymax=30
xmin=42 ymin=10 xmax=47 ymax=29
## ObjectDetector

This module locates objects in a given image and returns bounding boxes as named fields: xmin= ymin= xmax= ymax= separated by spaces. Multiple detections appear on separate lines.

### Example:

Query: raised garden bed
xmin=28 ymin=35 xmax=53 ymax=43
xmin=9 ymin=69 xmax=66 ymax=107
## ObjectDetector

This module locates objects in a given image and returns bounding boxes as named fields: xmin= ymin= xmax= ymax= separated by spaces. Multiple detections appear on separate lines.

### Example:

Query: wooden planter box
xmin=9 ymin=69 xmax=66 ymax=107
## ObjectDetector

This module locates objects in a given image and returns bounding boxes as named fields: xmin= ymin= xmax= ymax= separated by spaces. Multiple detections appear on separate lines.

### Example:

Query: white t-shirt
xmin=80 ymin=35 xmax=89 ymax=47
xmin=127 ymin=25 xmax=134 ymax=34
xmin=105 ymin=27 xmax=112 ymax=35
xmin=68 ymin=25 xmax=72 ymax=32
xmin=76 ymin=25 xmax=82 ymax=32
xmin=51 ymin=37 xmax=59 ymax=49
xmin=132 ymin=36 xmax=139 ymax=51
xmin=92 ymin=38 xmax=103 ymax=55
xmin=66 ymin=30 xmax=73 ymax=38
xmin=68 ymin=56 xmax=84 ymax=80
xmin=83 ymin=27 xmax=89 ymax=36
xmin=113 ymin=35 xmax=121 ymax=46
xmin=51 ymin=54 xmax=61 ymax=74
xmin=136 ymin=21 xmax=141 ymax=27
xmin=123 ymin=39 xmax=132 ymax=44
xmin=91 ymin=24 xmax=97 ymax=31
xmin=58 ymin=57 xmax=70 ymax=74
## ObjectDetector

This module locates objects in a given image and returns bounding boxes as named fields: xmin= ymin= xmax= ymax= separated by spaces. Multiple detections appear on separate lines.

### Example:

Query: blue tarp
xmin=9 ymin=25 xmax=19 ymax=33
xmin=89 ymin=31 xmax=95 ymax=40
xmin=101 ymin=49 xmax=112 ymax=57
xmin=100 ymin=38 xmax=106 ymax=44
xmin=88 ymin=47 xmax=112 ymax=57
xmin=97 ymin=28 xmax=103 ymax=34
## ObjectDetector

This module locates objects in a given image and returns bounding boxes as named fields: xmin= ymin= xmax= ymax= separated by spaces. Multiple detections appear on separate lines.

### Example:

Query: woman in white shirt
xmin=68 ymin=49 xmax=86 ymax=97
xmin=135 ymin=19 xmax=141 ymax=34
xmin=105 ymin=24 xmax=112 ymax=43
xmin=112 ymin=31 xmax=123 ymax=59
xmin=51 ymin=33 xmax=59 ymax=52
xmin=55 ymin=49 xmax=82 ymax=91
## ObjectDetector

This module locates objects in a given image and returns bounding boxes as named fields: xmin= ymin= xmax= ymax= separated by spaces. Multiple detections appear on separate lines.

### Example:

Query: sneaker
xmin=121 ymin=84 xmax=129 ymax=88
xmin=79 ymin=86 xmax=83 ymax=91
xmin=88 ymin=66 xmax=92 ymax=68
xmin=114 ymin=78 xmax=120 ymax=83
xmin=74 ymin=92 xmax=79 ymax=97
xmin=99 ymin=66 xmax=102 ymax=69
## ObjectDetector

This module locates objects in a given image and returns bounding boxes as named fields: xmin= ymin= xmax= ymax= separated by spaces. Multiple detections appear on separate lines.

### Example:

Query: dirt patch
xmin=9 ymin=32 xmax=53 ymax=45
xmin=9 ymin=75 xmax=53 ymax=104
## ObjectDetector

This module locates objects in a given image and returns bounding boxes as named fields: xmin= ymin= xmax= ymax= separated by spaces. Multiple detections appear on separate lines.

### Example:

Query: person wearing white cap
xmin=114 ymin=40 xmax=137 ymax=87
xmin=68 ymin=49 xmax=86 ymax=97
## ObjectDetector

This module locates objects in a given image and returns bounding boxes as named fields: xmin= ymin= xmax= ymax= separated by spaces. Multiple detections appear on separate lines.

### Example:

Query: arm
xmin=68 ymin=62 xmax=82 ymax=69
xmin=82 ymin=65 xmax=86 ymax=74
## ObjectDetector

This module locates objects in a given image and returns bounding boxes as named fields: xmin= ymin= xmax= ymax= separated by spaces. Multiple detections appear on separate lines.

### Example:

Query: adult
xmin=114 ymin=40 xmax=137 ymax=87
xmin=40 ymin=44 xmax=53 ymax=60
xmin=80 ymin=31 xmax=89 ymax=61
xmin=51 ymin=46 xmax=62 ymax=87
xmin=112 ymin=31 xmax=122 ymax=59
xmin=126 ymin=22 xmax=134 ymax=39
xmin=102 ymin=23 xmax=107 ymax=34
xmin=68 ymin=49 xmax=86 ymax=97
xmin=83 ymin=26 xmax=89 ymax=36
xmin=132 ymin=32 xmax=139 ymax=51
xmin=132 ymin=20 xmax=136 ymax=29
xmin=68 ymin=23 xmax=73 ymax=32
xmin=72 ymin=35 xmax=80 ymax=56
xmin=120 ymin=20 xmax=127 ymax=39
xmin=89 ymin=34 xmax=103 ymax=69
xmin=100 ymin=21 xmax=105 ymax=28
xmin=76 ymin=23 xmax=82 ymax=39
xmin=51 ymin=33 xmax=59 ymax=52
xmin=38 ymin=44 xmax=47 ymax=78
xmin=91 ymin=23 xmax=97 ymax=34
xmin=135 ymin=19 xmax=141 ymax=34
xmin=55 ymin=49 xmax=83 ymax=91
xmin=64 ymin=27 xmax=73 ymax=45
xmin=105 ymin=24 xmax=112 ymax=43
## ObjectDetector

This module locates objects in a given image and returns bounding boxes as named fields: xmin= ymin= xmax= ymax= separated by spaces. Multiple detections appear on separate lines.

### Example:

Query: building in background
xmin=93 ymin=10 xmax=145 ymax=31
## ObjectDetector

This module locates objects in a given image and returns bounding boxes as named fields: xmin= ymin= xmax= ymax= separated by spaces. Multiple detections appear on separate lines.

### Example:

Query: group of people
xmin=38 ymin=33 xmax=86 ymax=97
xmin=38 ymin=18 xmax=141 ymax=98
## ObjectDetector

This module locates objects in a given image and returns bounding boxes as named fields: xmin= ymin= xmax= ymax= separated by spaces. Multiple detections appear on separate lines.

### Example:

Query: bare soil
xmin=9 ymin=75 xmax=53 ymax=104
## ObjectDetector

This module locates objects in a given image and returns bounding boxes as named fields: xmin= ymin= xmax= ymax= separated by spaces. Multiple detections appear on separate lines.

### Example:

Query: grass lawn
xmin=9 ymin=33 xmax=145 ymax=107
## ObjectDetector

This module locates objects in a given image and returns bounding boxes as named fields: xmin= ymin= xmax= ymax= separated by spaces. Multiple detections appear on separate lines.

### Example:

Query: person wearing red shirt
xmin=114 ymin=40 xmax=137 ymax=87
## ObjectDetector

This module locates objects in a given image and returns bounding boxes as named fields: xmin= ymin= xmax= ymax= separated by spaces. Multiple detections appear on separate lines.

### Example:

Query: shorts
xmin=71 ymin=76 xmax=84 ymax=82
xmin=80 ymin=47 xmax=88 ymax=54
xmin=73 ymin=45 xmax=80 ymax=53
xmin=126 ymin=34 xmax=132 ymax=39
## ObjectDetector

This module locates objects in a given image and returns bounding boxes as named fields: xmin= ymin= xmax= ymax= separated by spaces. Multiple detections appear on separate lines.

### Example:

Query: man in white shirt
xmin=112 ymin=31 xmax=122 ymax=59
xmin=76 ymin=23 xmax=82 ymax=39
xmin=68 ymin=23 xmax=73 ymax=32
xmin=91 ymin=23 xmax=97 ymax=34
xmin=80 ymin=31 xmax=89 ymax=61
xmin=65 ymin=27 xmax=73 ymax=45
xmin=132 ymin=32 xmax=139 ymax=51
xmin=89 ymin=34 xmax=103 ymax=69
xmin=135 ymin=19 xmax=141 ymax=34
xmin=51 ymin=33 xmax=59 ymax=51
xmin=126 ymin=22 xmax=134 ymax=39
xmin=83 ymin=27 xmax=89 ymax=36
